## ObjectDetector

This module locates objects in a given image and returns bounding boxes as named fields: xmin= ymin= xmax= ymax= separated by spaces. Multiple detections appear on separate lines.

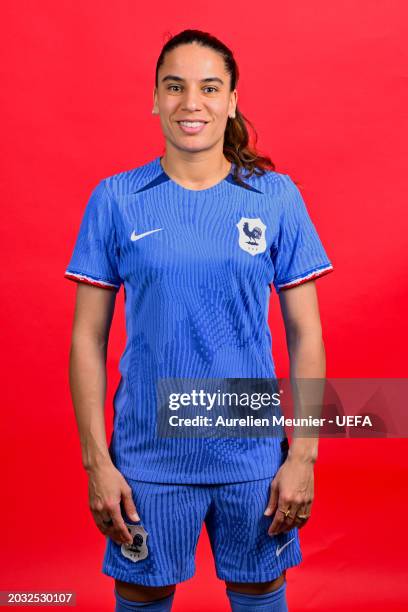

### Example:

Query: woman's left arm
xmin=265 ymin=280 xmax=326 ymax=535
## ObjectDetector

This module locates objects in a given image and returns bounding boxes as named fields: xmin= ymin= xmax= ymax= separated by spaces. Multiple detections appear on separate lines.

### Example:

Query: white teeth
xmin=179 ymin=121 xmax=205 ymax=127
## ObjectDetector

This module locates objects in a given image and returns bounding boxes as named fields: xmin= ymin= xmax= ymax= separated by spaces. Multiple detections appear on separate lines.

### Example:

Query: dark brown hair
xmin=155 ymin=29 xmax=276 ymax=186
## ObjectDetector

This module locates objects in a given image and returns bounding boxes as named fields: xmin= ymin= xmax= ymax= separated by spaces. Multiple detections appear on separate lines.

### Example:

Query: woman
xmin=65 ymin=29 xmax=333 ymax=612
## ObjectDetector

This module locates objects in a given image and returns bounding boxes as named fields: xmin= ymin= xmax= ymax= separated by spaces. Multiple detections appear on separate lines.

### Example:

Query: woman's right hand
xmin=87 ymin=461 xmax=140 ymax=545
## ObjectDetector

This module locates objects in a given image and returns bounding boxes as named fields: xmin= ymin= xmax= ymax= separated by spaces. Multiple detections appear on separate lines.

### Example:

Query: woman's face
xmin=153 ymin=43 xmax=237 ymax=155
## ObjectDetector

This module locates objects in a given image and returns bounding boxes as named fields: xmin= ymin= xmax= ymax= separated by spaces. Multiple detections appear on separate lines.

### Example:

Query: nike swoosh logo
xmin=130 ymin=228 xmax=163 ymax=241
xmin=276 ymin=537 xmax=295 ymax=557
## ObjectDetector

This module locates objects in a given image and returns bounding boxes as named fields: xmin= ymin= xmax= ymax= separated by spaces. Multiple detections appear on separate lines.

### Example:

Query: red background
xmin=1 ymin=1 xmax=407 ymax=610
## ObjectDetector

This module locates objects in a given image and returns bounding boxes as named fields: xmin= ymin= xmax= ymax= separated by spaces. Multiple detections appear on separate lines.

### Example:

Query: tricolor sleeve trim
xmin=64 ymin=270 xmax=120 ymax=291
xmin=277 ymin=264 xmax=334 ymax=291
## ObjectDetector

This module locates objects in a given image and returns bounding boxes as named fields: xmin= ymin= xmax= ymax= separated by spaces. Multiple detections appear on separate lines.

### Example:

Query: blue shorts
xmin=101 ymin=476 xmax=303 ymax=586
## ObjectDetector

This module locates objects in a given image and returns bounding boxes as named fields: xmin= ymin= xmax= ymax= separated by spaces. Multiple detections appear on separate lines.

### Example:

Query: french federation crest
xmin=121 ymin=523 xmax=149 ymax=562
xmin=236 ymin=217 xmax=267 ymax=256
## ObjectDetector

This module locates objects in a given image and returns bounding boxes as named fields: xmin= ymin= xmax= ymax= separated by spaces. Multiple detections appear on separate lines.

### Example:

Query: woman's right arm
xmin=68 ymin=283 xmax=139 ymax=544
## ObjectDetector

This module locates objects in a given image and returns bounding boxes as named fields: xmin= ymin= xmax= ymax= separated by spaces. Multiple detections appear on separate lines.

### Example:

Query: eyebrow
xmin=161 ymin=75 xmax=224 ymax=85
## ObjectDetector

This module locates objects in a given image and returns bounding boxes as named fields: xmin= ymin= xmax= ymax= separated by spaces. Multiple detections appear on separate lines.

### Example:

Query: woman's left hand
xmin=264 ymin=455 xmax=314 ymax=536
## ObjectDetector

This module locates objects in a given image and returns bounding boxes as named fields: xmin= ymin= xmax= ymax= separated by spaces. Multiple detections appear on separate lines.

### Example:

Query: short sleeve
xmin=271 ymin=174 xmax=334 ymax=293
xmin=64 ymin=180 xmax=122 ymax=292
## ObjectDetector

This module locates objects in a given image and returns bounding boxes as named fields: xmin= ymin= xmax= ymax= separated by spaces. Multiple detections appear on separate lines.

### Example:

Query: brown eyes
xmin=167 ymin=85 xmax=218 ymax=93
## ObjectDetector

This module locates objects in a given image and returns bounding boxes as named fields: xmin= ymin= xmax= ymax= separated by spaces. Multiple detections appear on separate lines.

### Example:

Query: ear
xmin=229 ymin=89 xmax=238 ymax=118
xmin=152 ymin=86 xmax=159 ymax=115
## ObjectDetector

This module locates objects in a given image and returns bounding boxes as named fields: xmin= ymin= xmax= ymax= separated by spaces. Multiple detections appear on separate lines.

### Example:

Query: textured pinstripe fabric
xmin=65 ymin=156 xmax=333 ymax=483
xmin=102 ymin=475 xmax=302 ymax=586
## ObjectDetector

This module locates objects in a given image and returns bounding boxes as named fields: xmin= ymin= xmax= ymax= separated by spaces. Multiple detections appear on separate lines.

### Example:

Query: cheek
xmin=207 ymin=104 xmax=228 ymax=124
xmin=158 ymin=101 xmax=176 ymax=121
xmin=212 ymin=113 xmax=229 ymax=133
xmin=159 ymin=112 xmax=175 ymax=133
xmin=213 ymin=102 xmax=230 ymax=123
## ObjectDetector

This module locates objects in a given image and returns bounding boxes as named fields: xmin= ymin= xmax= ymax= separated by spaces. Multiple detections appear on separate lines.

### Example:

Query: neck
xmin=160 ymin=148 xmax=232 ymax=190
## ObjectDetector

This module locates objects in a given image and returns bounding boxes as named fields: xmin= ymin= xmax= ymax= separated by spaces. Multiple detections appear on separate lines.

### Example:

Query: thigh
xmin=115 ymin=580 xmax=176 ymax=602
xmin=102 ymin=479 xmax=211 ymax=587
xmin=205 ymin=478 xmax=302 ymax=583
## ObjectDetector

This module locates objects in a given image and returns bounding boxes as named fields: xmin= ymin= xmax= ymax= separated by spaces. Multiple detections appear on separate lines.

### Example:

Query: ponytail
xmin=224 ymin=107 xmax=276 ymax=184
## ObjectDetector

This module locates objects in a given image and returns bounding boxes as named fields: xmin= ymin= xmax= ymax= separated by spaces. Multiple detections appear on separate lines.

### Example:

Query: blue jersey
xmin=65 ymin=156 xmax=333 ymax=483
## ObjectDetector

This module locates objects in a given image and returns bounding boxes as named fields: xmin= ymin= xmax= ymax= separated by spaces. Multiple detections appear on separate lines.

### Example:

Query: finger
xmin=88 ymin=493 xmax=129 ymax=544
xmin=95 ymin=513 xmax=130 ymax=545
xmin=122 ymin=483 xmax=140 ymax=522
xmin=281 ymin=509 xmax=299 ymax=532
xmin=101 ymin=512 xmax=113 ymax=524
xmin=268 ymin=512 xmax=286 ymax=536
xmin=281 ymin=500 xmax=304 ymax=532
xmin=91 ymin=497 xmax=131 ymax=545
xmin=268 ymin=503 xmax=291 ymax=536
xmin=295 ymin=502 xmax=312 ymax=530
xmin=91 ymin=510 xmax=112 ymax=537
xmin=264 ymin=479 xmax=279 ymax=517
xmin=109 ymin=502 xmax=134 ymax=544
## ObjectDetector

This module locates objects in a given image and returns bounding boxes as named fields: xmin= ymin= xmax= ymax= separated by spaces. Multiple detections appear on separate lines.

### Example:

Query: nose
xmin=181 ymin=85 xmax=202 ymax=112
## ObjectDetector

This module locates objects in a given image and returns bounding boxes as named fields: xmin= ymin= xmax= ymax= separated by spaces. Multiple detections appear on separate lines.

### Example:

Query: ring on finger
xmin=278 ymin=507 xmax=294 ymax=520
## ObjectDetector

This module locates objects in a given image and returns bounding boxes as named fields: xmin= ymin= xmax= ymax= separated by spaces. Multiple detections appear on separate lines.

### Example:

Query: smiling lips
xmin=177 ymin=120 xmax=208 ymax=134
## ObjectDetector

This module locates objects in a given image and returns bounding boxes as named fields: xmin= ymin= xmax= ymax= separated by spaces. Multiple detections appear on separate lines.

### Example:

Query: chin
xmin=172 ymin=140 xmax=216 ymax=154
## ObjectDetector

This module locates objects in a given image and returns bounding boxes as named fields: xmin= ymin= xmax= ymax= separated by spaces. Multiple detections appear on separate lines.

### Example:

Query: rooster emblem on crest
xmin=236 ymin=217 xmax=267 ymax=256
xmin=242 ymin=222 xmax=263 ymax=245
